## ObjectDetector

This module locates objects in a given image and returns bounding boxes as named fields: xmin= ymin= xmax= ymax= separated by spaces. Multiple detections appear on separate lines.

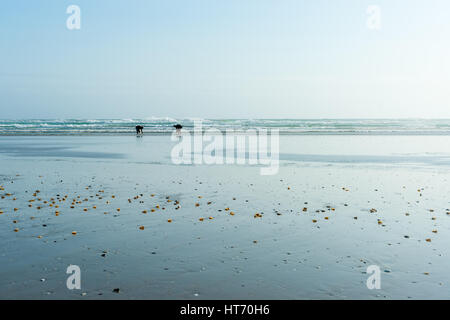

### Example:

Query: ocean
xmin=2 ymin=118 xmax=450 ymax=135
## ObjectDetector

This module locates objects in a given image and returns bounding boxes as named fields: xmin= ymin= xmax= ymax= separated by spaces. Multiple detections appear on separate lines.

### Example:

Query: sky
xmin=1 ymin=0 xmax=450 ymax=119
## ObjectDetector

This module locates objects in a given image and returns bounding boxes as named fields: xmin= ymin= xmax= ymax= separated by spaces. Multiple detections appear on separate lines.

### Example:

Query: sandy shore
xmin=0 ymin=135 xmax=450 ymax=299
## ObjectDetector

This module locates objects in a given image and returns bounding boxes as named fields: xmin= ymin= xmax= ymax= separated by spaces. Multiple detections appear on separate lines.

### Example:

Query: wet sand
xmin=1 ymin=135 xmax=450 ymax=299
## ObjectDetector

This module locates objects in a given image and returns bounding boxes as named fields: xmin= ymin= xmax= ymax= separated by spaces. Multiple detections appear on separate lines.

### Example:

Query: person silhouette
xmin=135 ymin=125 xmax=144 ymax=135
xmin=173 ymin=124 xmax=182 ymax=134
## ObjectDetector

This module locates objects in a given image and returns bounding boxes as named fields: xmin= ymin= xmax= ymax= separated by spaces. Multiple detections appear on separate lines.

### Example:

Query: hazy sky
xmin=1 ymin=0 xmax=450 ymax=119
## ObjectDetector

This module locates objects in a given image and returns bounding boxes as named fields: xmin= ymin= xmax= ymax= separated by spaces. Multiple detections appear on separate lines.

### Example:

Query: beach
xmin=1 ymin=134 xmax=450 ymax=299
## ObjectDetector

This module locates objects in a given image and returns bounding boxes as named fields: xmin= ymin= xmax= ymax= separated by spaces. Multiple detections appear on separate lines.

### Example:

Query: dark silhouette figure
xmin=136 ymin=125 xmax=144 ymax=135
xmin=173 ymin=124 xmax=182 ymax=135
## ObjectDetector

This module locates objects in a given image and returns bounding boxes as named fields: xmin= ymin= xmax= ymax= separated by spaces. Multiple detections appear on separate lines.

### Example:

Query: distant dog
xmin=136 ymin=125 xmax=144 ymax=134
